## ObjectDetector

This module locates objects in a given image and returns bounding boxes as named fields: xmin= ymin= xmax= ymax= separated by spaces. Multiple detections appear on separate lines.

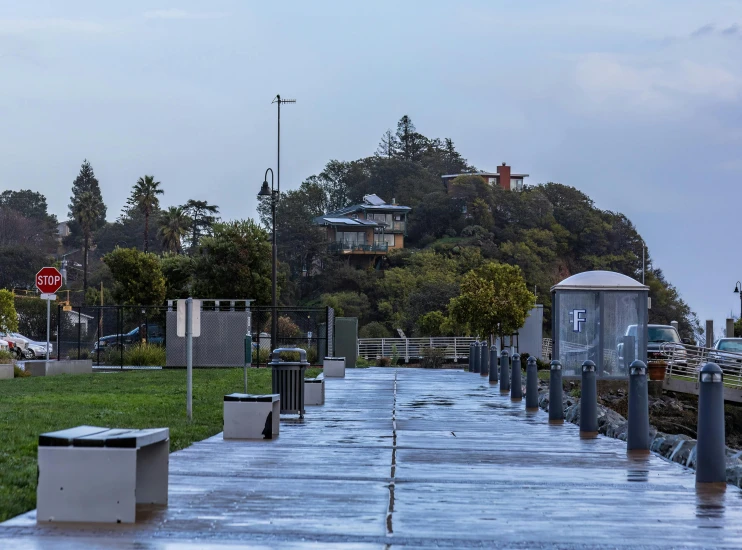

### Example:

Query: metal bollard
xmin=473 ymin=341 xmax=481 ymax=373
xmin=468 ymin=342 xmax=475 ymax=372
xmin=696 ymin=362 xmax=726 ymax=484
xmin=500 ymin=350 xmax=510 ymax=393
xmin=627 ymin=360 xmax=650 ymax=452
xmin=526 ymin=356 xmax=539 ymax=410
xmin=480 ymin=341 xmax=489 ymax=377
xmin=580 ymin=360 xmax=598 ymax=437
xmin=489 ymin=348 xmax=498 ymax=383
xmin=549 ymin=360 xmax=564 ymax=423
xmin=511 ymin=353 xmax=523 ymax=400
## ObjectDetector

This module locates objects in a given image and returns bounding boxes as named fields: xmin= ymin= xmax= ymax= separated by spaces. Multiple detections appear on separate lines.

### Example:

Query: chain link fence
xmin=57 ymin=303 xmax=334 ymax=368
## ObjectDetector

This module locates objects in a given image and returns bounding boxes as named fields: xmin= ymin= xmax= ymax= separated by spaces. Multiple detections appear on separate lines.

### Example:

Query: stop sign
xmin=36 ymin=267 xmax=63 ymax=294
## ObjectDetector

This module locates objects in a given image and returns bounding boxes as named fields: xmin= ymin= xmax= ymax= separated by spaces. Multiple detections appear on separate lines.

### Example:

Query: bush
xmin=377 ymin=356 xmax=391 ymax=367
xmin=14 ymin=365 xmax=30 ymax=378
xmin=420 ymin=347 xmax=446 ymax=369
xmin=461 ymin=225 xmax=487 ymax=238
xmin=0 ymin=350 xmax=13 ymax=364
xmin=359 ymin=322 xmax=392 ymax=338
xmin=68 ymin=349 xmax=91 ymax=360
xmin=355 ymin=356 xmax=372 ymax=368
xmin=445 ymin=228 xmax=457 ymax=237
xmin=123 ymin=343 xmax=166 ymax=366
xmin=277 ymin=346 xmax=318 ymax=364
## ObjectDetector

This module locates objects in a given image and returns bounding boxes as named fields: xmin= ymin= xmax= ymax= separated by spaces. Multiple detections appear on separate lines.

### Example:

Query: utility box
xmin=335 ymin=317 xmax=358 ymax=368
xmin=551 ymin=271 xmax=648 ymax=379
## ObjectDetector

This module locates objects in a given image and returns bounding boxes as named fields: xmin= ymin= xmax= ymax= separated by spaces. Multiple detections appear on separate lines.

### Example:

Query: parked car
xmin=708 ymin=338 xmax=742 ymax=373
xmin=9 ymin=333 xmax=53 ymax=358
xmin=0 ymin=332 xmax=28 ymax=359
xmin=0 ymin=338 xmax=8 ymax=352
xmin=618 ymin=324 xmax=688 ymax=368
xmin=92 ymin=324 xmax=164 ymax=354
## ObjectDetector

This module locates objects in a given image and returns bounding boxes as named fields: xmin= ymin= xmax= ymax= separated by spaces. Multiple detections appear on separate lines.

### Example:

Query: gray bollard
xmin=526 ymin=356 xmax=539 ymax=410
xmin=580 ymin=360 xmax=598 ymax=437
xmin=549 ymin=360 xmax=564 ymax=423
xmin=696 ymin=363 xmax=726 ymax=484
xmin=473 ymin=342 xmax=481 ymax=373
xmin=489 ymin=348 xmax=498 ymax=383
xmin=627 ymin=360 xmax=650 ymax=452
xmin=500 ymin=350 xmax=510 ymax=393
xmin=480 ymin=341 xmax=489 ymax=377
xmin=468 ymin=342 xmax=475 ymax=372
xmin=511 ymin=353 xmax=523 ymax=400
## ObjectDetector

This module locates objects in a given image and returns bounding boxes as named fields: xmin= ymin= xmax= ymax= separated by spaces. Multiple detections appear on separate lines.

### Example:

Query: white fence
xmin=661 ymin=342 xmax=742 ymax=391
xmin=358 ymin=337 xmax=476 ymax=363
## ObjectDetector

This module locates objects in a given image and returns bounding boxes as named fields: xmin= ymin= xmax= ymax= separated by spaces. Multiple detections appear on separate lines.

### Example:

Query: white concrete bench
xmin=37 ymin=425 xmax=169 ymax=524
xmin=304 ymin=373 xmax=325 ymax=405
xmin=223 ymin=393 xmax=280 ymax=440
xmin=324 ymin=357 xmax=346 ymax=378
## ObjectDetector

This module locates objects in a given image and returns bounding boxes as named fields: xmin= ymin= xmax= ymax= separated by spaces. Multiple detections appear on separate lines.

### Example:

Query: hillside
xmin=265 ymin=116 xmax=699 ymax=340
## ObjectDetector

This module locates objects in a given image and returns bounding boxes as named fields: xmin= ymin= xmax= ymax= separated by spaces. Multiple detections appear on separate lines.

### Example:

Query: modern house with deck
xmin=313 ymin=194 xmax=411 ymax=268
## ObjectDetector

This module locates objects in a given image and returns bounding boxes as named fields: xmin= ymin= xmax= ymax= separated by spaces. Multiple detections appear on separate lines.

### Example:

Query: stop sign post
xmin=36 ymin=267 xmax=62 ymax=360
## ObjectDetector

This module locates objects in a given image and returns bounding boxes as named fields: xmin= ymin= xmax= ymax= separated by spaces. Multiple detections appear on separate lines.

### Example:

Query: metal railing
xmin=328 ymin=242 xmax=389 ymax=253
xmin=542 ymin=338 xmax=553 ymax=360
xmin=358 ymin=337 xmax=476 ymax=363
xmin=661 ymin=342 xmax=742 ymax=390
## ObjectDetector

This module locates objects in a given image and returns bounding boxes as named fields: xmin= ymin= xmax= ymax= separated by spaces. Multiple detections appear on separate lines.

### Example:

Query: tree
xmin=182 ymin=199 xmax=219 ymax=250
xmin=394 ymin=115 xmax=428 ymax=162
xmin=71 ymin=191 xmax=105 ymax=291
xmin=449 ymin=262 xmax=535 ymax=339
xmin=69 ymin=160 xmax=106 ymax=290
xmin=0 ymin=190 xmax=56 ymax=223
xmin=418 ymin=311 xmax=447 ymax=337
xmin=126 ymin=175 xmax=164 ymax=253
xmin=103 ymin=248 xmax=166 ymax=305
xmin=376 ymin=129 xmax=398 ymax=158
xmin=0 ymin=247 xmax=51 ymax=289
xmin=191 ymin=220 xmax=272 ymax=302
xmin=159 ymin=206 xmax=190 ymax=253
xmin=0 ymin=289 xmax=19 ymax=333
xmin=160 ymin=253 xmax=195 ymax=299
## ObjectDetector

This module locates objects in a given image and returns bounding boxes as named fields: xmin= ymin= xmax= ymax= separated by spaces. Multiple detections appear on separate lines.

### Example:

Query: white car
xmin=10 ymin=333 xmax=53 ymax=358
xmin=0 ymin=338 xmax=8 ymax=352
xmin=0 ymin=332 xmax=28 ymax=359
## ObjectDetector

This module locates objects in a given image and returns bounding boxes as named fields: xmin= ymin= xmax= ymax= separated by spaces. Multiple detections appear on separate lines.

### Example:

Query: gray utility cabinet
xmin=334 ymin=317 xmax=358 ymax=368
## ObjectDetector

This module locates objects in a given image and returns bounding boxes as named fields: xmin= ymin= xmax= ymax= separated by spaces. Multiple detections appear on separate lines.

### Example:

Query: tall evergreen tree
xmin=394 ymin=115 xmax=427 ymax=162
xmin=68 ymin=160 xmax=106 ymax=291
xmin=127 ymin=175 xmax=164 ymax=253
xmin=182 ymin=199 xmax=219 ymax=251
xmin=375 ymin=129 xmax=398 ymax=158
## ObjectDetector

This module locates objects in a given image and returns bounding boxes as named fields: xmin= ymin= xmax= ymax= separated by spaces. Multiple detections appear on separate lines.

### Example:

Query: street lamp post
xmin=258 ymin=168 xmax=277 ymax=351
xmin=734 ymin=282 xmax=742 ymax=329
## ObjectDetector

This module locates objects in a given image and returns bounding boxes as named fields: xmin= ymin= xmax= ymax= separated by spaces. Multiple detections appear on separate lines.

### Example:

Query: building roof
xmin=313 ymin=194 xmax=411 ymax=226
xmin=441 ymin=171 xmax=530 ymax=179
xmin=313 ymin=216 xmax=384 ymax=228
xmin=551 ymin=270 xmax=649 ymax=292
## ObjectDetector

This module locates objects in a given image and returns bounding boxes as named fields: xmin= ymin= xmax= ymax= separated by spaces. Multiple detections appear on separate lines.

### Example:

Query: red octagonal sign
xmin=36 ymin=267 xmax=63 ymax=295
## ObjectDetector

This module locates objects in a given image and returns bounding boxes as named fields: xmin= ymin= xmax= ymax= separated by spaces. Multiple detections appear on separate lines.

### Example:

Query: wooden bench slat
xmin=39 ymin=426 xmax=111 ymax=447
xmin=224 ymin=393 xmax=280 ymax=402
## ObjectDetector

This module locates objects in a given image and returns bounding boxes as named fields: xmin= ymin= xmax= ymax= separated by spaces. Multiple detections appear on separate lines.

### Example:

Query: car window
xmin=648 ymin=326 xmax=680 ymax=343
xmin=627 ymin=326 xmax=637 ymax=337
xmin=718 ymin=340 xmax=742 ymax=352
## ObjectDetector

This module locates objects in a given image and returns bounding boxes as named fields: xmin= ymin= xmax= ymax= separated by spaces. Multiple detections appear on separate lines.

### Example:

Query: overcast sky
xmin=1 ymin=0 xmax=741 ymax=334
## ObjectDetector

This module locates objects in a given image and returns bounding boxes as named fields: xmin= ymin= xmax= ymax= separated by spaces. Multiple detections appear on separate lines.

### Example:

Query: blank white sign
xmin=176 ymin=299 xmax=201 ymax=337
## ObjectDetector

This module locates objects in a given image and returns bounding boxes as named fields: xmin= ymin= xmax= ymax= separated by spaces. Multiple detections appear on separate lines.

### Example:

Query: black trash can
xmin=270 ymin=347 xmax=309 ymax=418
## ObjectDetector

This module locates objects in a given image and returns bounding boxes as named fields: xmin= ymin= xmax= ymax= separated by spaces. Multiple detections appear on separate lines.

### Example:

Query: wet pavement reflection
xmin=2 ymin=367 xmax=742 ymax=549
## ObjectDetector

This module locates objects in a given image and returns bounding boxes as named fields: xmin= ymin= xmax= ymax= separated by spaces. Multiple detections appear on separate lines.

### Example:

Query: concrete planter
xmin=324 ymin=357 xmax=345 ymax=378
xmin=24 ymin=360 xmax=92 ymax=377
xmin=0 ymin=363 xmax=13 ymax=379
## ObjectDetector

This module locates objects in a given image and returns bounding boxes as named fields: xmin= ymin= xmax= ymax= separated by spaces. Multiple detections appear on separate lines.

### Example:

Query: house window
xmin=375 ymin=233 xmax=395 ymax=246
xmin=393 ymin=214 xmax=403 ymax=221
xmin=336 ymin=231 xmax=366 ymax=245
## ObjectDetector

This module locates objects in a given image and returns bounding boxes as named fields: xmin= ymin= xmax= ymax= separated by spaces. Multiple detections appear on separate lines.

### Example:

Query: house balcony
xmin=329 ymin=242 xmax=389 ymax=255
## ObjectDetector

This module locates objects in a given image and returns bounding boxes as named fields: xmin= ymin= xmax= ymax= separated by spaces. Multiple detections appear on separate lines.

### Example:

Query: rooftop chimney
xmin=496 ymin=163 xmax=511 ymax=191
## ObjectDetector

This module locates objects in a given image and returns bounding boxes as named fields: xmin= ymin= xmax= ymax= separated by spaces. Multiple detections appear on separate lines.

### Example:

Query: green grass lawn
xmin=0 ymin=367 xmax=319 ymax=522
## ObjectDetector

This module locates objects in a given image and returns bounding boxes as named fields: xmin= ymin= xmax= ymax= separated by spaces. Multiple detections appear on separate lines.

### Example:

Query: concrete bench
xmin=37 ymin=425 xmax=169 ymax=524
xmin=304 ymin=373 xmax=325 ymax=405
xmin=223 ymin=393 xmax=280 ymax=440
xmin=324 ymin=357 xmax=346 ymax=378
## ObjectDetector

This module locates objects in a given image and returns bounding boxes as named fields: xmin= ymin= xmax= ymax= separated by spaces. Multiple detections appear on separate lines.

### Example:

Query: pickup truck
xmin=92 ymin=324 xmax=164 ymax=353
xmin=618 ymin=324 xmax=688 ymax=367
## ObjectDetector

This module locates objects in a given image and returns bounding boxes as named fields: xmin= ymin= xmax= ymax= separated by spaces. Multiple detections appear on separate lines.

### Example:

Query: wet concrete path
xmin=3 ymin=367 xmax=742 ymax=548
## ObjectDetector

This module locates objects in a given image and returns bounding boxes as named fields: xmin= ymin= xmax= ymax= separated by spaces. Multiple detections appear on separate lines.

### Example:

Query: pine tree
xmin=68 ymin=160 xmax=106 ymax=291
xmin=375 ymin=129 xmax=398 ymax=158
xmin=395 ymin=115 xmax=427 ymax=162
xmin=182 ymin=199 xmax=219 ymax=251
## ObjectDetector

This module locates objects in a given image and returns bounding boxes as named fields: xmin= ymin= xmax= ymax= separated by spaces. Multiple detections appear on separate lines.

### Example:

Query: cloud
xmin=691 ymin=24 xmax=715 ymax=38
xmin=573 ymin=54 xmax=742 ymax=112
xmin=690 ymin=22 xmax=741 ymax=39
xmin=143 ymin=9 xmax=227 ymax=20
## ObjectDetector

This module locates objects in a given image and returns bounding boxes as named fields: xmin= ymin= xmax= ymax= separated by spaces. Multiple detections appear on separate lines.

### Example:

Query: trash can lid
xmin=269 ymin=347 xmax=308 ymax=365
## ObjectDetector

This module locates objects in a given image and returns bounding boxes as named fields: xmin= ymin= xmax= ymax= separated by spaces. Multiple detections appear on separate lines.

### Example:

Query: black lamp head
xmin=258 ymin=181 xmax=271 ymax=197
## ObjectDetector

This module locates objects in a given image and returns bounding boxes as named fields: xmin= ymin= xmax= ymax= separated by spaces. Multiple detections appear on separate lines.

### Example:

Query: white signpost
xmin=177 ymin=298 xmax=201 ymax=420
xmin=36 ymin=267 xmax=63 ymax=360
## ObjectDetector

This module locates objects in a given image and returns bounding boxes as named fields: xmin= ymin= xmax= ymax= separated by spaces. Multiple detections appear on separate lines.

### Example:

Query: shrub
xmin=359 ymin=322 xmax=392 ymax=339
xmin=123 ymin=343 xmax=166 ymax=366
xmin=68 ymin=349 xmax=91 ymax=360
xmin=0 ymin=350 xmax=13 ymax=364
xmin=377 ymin=356 xmax=391 ymax=367
xmin=445 ymin=228 xmax=457 ymax=237
xmin=14 ymin=365 xmax=30 ymax=378
xmin=277 ymin=345 xmax=318 ymax=364
xmin=461 ymin=225 xmax=487 ymax=238
xmin=355 ymin=356 xmax=372 ymax=368
xmin=420 ymin=347 xmax=446 ymax=369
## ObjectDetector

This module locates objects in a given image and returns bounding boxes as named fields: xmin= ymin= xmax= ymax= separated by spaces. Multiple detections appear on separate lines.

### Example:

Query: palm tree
xmin=127 ymin=175 xmax=164 ymax=253
xmin=72 ymin=191 xmax=104 ymax=291
xmin=159 ymin=206 xmax=190 ymax=253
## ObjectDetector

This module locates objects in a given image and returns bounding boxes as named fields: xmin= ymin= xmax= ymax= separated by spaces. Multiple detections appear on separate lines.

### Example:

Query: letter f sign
xmin=570 ymin=309 xmax=587 ymax=333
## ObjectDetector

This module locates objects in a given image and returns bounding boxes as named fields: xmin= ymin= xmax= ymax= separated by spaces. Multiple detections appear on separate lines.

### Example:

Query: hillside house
xmin=313 ymin=194 xmax=411 ymax=268
xmin=441 ymin=162 xmax=529 ymax=192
